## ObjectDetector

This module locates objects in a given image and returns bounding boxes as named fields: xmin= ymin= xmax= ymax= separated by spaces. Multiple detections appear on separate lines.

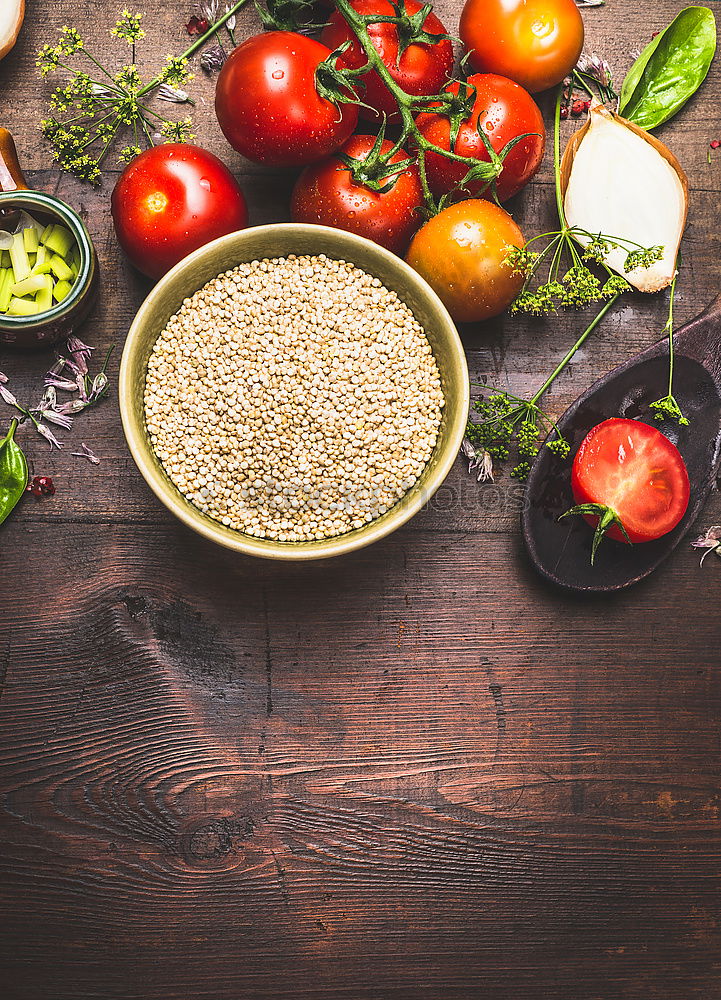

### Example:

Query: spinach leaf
xmin=0 ymin=418 xmax=28 ymax=526
xmin=619 ymin=6 xmax=716 ymax=130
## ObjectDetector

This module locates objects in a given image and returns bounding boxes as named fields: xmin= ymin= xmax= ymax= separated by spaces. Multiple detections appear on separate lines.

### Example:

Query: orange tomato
xmin=405 ymin=200 xmax=524 ymax=323
xmin=459 ymin=0 xmax=584 ymax=94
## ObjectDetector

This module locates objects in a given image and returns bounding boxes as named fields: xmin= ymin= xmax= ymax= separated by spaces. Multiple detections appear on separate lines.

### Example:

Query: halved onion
xmin=561 ymin=102 xmax=688 ymax=293
xmin=0 ymin=0 xmax=25 ymax=62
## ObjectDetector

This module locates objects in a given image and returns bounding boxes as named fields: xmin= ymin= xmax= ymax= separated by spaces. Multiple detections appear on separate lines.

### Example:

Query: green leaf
xmin=619 ymin=6 xmax=716 ymax=130
xmin=0 ymin=419 xmax=28 ymax=527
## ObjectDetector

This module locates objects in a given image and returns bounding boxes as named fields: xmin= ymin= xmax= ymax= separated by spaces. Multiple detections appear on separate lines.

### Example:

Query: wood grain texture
xmin=1 ymin=1 xmax=721 ymax=999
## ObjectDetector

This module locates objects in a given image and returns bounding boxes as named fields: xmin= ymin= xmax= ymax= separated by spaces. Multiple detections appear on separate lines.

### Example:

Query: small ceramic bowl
xmin=0 ymin=129 xmax=98 ymax=349
xmin=119 ymin=224 xmax=469 ymax=561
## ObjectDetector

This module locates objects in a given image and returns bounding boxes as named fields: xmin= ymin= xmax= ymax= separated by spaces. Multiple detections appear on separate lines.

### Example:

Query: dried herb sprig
xmin=692 ymin=525 xmax=721 ymax=565
xmin=38 ymin=3 xmax=249 ymax=182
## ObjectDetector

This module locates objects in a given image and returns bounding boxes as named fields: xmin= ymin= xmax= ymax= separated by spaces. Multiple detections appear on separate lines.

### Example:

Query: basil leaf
xmin=619 ymin=6 xmax=716 ymax=130
xmin=0 ymin=418 xmax=28 ymax=526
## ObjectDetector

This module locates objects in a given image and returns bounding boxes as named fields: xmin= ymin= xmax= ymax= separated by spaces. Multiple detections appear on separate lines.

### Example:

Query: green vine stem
xmin=330 ymin=0 xmax=532 ymax=210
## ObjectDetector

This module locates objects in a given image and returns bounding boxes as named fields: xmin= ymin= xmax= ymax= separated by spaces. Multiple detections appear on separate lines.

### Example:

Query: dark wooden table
xmin=2 ymin=2 xmax=721 ymax=997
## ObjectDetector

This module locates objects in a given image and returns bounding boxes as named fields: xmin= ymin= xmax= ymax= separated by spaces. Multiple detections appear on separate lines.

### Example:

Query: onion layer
xmin=0 ymin=0 xmax=25 ymax=62
xmin=561 ymin=102 xmax=688 ymax=293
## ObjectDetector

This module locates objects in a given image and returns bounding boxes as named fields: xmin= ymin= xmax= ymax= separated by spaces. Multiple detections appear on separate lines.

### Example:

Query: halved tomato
xmin=570 ymin=418 xmax=690 ymax=544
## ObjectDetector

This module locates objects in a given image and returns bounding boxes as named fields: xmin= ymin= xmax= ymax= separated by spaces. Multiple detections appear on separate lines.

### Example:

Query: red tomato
xmin=111 ymin=144 xmax=248 ymax=280
xmin=321 ymin=0 xmax=453 ymax=121
xmin=459 ymin=0 xmax=584 ymax=94
xmin=291 ymin=136 xmax=424 ymax=254
xmin=405 ymin=200 xmax=524 ymax=323
xmin=415 ymin=73 xmax=545 ymax=202
xmin=571 ymin=418 xmax=690 ymax=543
xmin=215 ymin=32 xmax=358 ymax=166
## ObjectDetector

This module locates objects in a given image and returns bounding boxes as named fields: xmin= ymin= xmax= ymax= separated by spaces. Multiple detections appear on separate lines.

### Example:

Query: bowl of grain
xmin=119 ymin=224 xmax=468 ymax=560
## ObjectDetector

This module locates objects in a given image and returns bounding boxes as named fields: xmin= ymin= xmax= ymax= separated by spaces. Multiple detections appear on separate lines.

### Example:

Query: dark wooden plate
xmin=522 ymin=294 xmax=721 ymax=592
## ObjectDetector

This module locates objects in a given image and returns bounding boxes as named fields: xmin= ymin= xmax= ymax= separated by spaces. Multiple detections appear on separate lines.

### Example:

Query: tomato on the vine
xmin=415 ymin=73 xmax=546 ymax=202
xmin=569 ymin=418 xmax=690 ymax=547
xmin=215 ymin=31 xmax=358 ymax=166
xmin=291 ymin=135 xmax=424 ymax=254
xmin=321 ymin=0 xmax=453 ymax=121
xmin=111 ymin=144 xmax=248 ymax=280
xmin=459 ymin=0 xmax=584 ymax=94
xmin=405 ymin=200 xmax=525 ymax=323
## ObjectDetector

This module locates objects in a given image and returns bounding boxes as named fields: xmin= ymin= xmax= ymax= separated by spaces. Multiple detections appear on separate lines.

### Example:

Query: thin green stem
xmin=520 ymin=235 xmax=562 ymax=293
xmin=553 ymin=84 xmax=566 ymax=228
xmin=96 ymin=119 xmax=124 ymax=164
xmin=549 ymin=233 xmax=566 ymax=283
xmin=81 ymin=48 xmax=122 ymax=86
xmin=137 ymin=0 xmax=251 ymax=98
xmin=665 ymin=267 xmax=678 ymax=396
xmin=332 ymin=0 xmax=505 ymax=213
xmin=530 ymin=294 xmax=621 ymax=405
xmin=52 ymin=59 xmax=124 ymax=95
xmin=571 ymin=70 xmax=595 ymax=99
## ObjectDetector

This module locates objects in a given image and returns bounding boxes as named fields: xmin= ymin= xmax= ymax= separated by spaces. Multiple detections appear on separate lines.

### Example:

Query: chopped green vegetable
xmin=11 ymin=274 xmax=47 ymax=297
xmin=35 ymin=274 xmax=54 ymax=312
xmin=22 ymin=227 xmax=39 ymax=253
xmin=0 ymin=211 xmax=78 ymax=316
xmin=53 ymin=279 xmax=73 ymax=302
xmin=0 ymin=270 xmax=12 ymax=312
xmin=31 ymin=245 xmax=48 ymax=273
xmin=49 ymin=254 xmax=73 ymax=281
xmin=7 ymin=297 xmax=39 ymax=316
xmin=9 ymin=232 xmax=30 ymax=283
xmin=42 ymin=224 xmax=75 ymax=258
xmin=619 ymin=6 xmax=717 ymax=130
xmin=69 ymin=247 xmax=80 ymax=280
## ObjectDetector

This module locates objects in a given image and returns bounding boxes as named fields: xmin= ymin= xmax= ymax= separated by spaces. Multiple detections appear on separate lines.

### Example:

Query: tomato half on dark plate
xmin=565 ymin=418 xmax=690 ymax=559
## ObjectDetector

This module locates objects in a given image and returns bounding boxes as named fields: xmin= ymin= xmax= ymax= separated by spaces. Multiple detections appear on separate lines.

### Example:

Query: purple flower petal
xmin=66 ymin=336 xmax=94 ymax=376
xmin=0 ymin=384 xmax=19 ymax=407
xmin=55 ymin=398 xmax=89 ymax=416
xmin=44 ymin=374 xmax=80 ymax=392
xmin=70 ymin=442 xmax=101 ymax=465
xmin=36 ymin=423 xmax=64 ymax=449
xmin=38 ymin=408 xmax=72 ymax=429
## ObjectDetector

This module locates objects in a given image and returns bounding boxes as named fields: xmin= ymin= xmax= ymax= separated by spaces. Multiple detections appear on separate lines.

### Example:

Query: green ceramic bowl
xmin=119 ymin=224 xmax=469 ymax=560
xmin=0 ymin=190 xmax=98 ymax=349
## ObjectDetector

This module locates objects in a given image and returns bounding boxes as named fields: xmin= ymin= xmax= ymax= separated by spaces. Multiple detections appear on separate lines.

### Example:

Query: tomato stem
xmin=330 ymin=0 xmax=518 ymax=212
xmin=559 ymin=502 xmax=632 ymax=565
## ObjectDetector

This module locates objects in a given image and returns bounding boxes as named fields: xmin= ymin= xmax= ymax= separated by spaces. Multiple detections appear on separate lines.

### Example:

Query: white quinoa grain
xmin=144 ymin=255 xmax=444 ymax=542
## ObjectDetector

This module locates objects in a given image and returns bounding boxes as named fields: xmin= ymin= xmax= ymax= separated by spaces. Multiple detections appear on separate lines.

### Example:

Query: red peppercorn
xmin=560 ymin=106 xmax=569 ymax=120
xmin=186 ymin=15 xmax=210 ymax=35
xmin=26 ymin=475 xmax=55 ymax=498
xmin=571 ymin=99 xmax=590 ymax=117
xmin=37 ymin=476 xmax=55 ymax=495
xmin=710 ymin=139 xmax=721 ymax=150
